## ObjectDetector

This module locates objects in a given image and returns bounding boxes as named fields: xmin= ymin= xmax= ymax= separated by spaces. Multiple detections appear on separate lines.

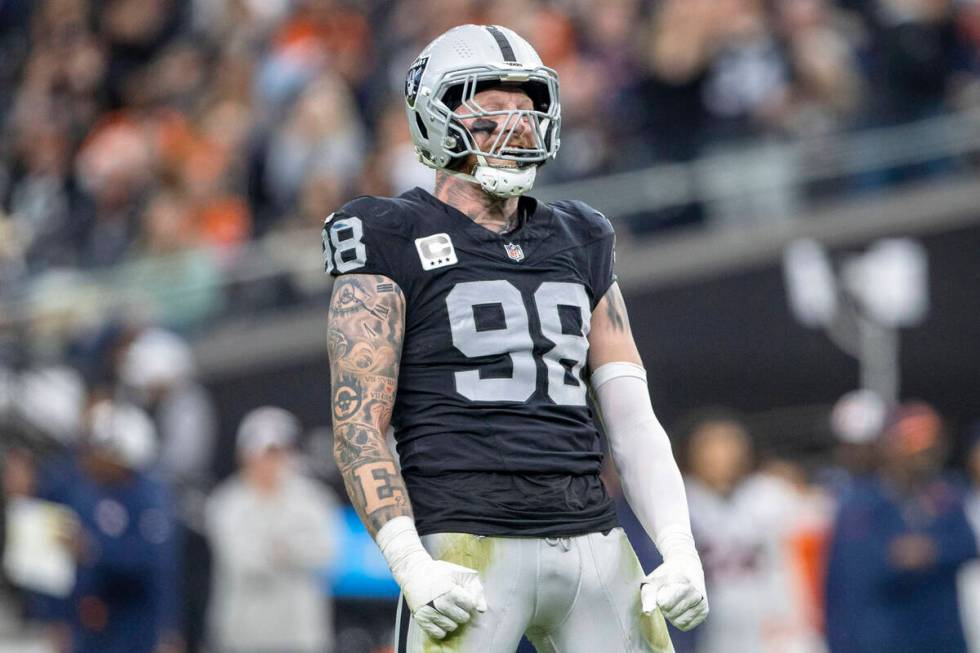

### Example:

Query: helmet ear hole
xmin=543 ymin=120 xmax=556 ymax=150
xmin=415 ymin=113 xmax=429 ymax=139
xmin=445 ymin=152 xmax=470 ymax=172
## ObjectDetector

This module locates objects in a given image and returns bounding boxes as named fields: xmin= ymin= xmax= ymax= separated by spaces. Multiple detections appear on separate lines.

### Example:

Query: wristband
xmin=376 ymin=516 xmax=432 ymax=587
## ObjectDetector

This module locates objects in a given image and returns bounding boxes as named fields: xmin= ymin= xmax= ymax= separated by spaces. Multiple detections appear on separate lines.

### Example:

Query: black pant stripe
xmin=397 ymin=595 xmax=411 ymax=653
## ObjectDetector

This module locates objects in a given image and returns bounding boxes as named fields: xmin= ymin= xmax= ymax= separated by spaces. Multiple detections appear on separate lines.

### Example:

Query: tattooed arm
xmin=327 ymin=274 xmax=411 ymax=537
xmin=587 ymin=282 xmax=643 ymax=371
xmin=327 ymin=273 xmax=488 ymax=639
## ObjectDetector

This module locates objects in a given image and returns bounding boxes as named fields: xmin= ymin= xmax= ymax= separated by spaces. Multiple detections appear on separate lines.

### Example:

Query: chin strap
xmin=443 ymin=155 xmax=537 ymax=197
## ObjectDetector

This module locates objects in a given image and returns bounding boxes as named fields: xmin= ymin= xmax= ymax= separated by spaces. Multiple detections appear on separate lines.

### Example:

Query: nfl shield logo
xmin=504 ymin=242 xmax=525 ymax=262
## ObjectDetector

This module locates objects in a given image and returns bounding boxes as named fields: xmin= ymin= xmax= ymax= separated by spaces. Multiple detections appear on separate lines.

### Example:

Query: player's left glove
xmin=641 ymin=529 xmax=709 ymax=631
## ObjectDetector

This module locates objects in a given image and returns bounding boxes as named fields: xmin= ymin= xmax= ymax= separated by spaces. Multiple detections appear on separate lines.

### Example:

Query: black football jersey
xmin=322 ymin=187 xmax=619 ymax=537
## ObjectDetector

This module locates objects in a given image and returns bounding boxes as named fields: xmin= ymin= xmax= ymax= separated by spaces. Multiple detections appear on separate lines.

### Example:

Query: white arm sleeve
xmin=592 ymin=362 xmax=697 ymax=559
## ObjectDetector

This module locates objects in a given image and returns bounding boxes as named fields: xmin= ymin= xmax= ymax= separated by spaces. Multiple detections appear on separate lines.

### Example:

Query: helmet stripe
xmin=485 ymin=25 xmax=517 ymax=63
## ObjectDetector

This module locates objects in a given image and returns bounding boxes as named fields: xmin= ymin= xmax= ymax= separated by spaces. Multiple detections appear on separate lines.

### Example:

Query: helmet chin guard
xmin=445 ymin=156 xmax=537 ymax=198
xmin=471 ymin=164 xmax=537 ymax=197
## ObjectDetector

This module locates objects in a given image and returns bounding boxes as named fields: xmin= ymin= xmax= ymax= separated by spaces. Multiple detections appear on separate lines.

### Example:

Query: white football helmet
xmin=405 ymin=24 xmax=561 ymax=197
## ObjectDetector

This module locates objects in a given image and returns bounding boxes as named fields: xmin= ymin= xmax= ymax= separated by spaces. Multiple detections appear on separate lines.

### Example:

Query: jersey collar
xmin=410 ymin=187 xmax=554 ymax=253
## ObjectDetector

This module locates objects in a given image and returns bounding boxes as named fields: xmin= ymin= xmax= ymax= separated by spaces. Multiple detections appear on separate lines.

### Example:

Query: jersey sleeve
xmin=321 ymin=198 xmax=405 ymax=283
xmin=590 ymin=227 xmax=616 ymax=308
xmin=578 ymin=203 xmax=617 ymax=309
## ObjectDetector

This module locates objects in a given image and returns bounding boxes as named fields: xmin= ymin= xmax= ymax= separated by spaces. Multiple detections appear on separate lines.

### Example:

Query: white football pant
xmin=394 ymin=528 xmax=675 ymax=653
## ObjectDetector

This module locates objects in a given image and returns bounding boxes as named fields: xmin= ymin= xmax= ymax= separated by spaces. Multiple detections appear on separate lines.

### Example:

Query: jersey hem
xmin=415 ymin=514 xmax=621 ymax=539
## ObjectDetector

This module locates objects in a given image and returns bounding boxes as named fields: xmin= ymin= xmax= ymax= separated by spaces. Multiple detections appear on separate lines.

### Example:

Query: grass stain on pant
xmin=640 ymin=607 xmax=675 ymax=653
xmin=422 ymin=534 xmax=495 ymax=653
xmin=620 ymin=530 xmax=675 ymax=653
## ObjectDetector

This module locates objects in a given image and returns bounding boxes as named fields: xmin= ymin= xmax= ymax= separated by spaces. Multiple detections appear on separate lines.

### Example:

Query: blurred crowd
xmin=2 ymin=0 xmax=980 ymax=324
xmin=0 ymin=324 xmax=346 ymax=653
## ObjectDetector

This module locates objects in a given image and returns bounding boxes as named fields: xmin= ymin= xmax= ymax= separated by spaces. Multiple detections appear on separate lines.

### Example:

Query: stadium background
xmin=1 ymin=0 xmax=979 ymax=652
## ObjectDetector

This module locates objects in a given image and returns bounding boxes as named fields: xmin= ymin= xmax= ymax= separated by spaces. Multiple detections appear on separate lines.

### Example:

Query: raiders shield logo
xmin=504 ymin=242 xmax=525 ymax=262
xmin=405 ymin=55 xmax=429 ymax=108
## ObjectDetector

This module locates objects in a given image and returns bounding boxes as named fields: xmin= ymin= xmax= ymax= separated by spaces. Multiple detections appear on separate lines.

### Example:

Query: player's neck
xmin=433 ymin=171 xmax=521 ymax=235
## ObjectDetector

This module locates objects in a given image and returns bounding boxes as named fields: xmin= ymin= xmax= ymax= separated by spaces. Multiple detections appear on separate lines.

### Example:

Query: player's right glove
xmin=641 ymin=527 xmax=709 ymax=631
xmin=376 ymin=517 xmax=488 ymax=640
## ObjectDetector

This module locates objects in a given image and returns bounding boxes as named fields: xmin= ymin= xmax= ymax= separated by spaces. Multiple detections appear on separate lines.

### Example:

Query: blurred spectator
xmin=98 ymin=0 xmax=183 ymax=108
xmin=9 ymin=366 xmax=87 ymax=448
xmin=121 ymin=193 xmax=225 ymax=330
xmin=1 ymin=449 xmax=36 ymax=500
xmin=683 ymin=413 xmax=829 ymax=653
xmin=33 ymin=399 xmax=181 ymax=653
xmin=959 ymin=422 xmax=980 ymax=653
xmin=863 ymin=0 xmax=961 ymax=126
xmin=618 ymin=0 xmax=715 ymax=168
xmin=260 ymin=71 xmax=366 ymax=223
xmin=611 ymin=0 xmax=722 ymax=231
xmin=118 ymin=326 xmax=216 ymax=653
xmin=698 ymin=0 xmax=790 ymax=143
xmin=820 ymin=389 xmax=888 ymax=497
xmin=359 ymin=99 xmax=433 ymax=198
xmin=846 ymin=0 xmax=970 ymax=189
xmin=824 ymin=402 xmax=977 ymax=653
xmin=191 ymin=0 xmax=291 ymax=48
xmin=5 ymin=119 xmax=90 ymax=273
xmin=205 ymin=406 xmax=339 ymax=653
xmin=772 ymin=0 xmax=863 ymax=138
xmin=0 ymin=212 xmax=27 ymax=298
xmin=118 ymin=327 xmax=216 ymax=495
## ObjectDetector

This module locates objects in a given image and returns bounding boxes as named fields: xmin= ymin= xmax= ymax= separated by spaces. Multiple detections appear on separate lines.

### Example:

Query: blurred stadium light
xmin=783 ymin=236 xmax=928 ymax=404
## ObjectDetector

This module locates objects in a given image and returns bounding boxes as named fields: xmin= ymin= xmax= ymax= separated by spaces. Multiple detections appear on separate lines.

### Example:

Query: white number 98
xmin=446 ymin=280 xmax=591 ymax=406
xmin=322 ymin=215 xmax=367 ymax=273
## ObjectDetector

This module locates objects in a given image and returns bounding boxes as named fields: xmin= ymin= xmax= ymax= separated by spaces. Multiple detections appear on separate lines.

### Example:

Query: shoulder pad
xmin=326 ymin=195 xmax=407 ymax=234
xmin=322 ymin=195 xmax=412 ymax=278
xmin=548 ymin=199 xmax=614 ymax=241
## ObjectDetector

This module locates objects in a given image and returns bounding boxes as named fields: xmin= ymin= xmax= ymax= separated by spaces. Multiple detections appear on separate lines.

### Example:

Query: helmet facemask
xmin=415 ymin=66 xmax=560 ymax=197
xmin=442 ymin=76 xmax=557 ymax=169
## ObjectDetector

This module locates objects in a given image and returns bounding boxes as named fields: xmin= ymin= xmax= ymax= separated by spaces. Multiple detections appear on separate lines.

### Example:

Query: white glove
xmin=402 ymin=559 xmax=487 ymax=640
xmin=377 ymin=517 xmax=487 ymax=640
xmin=641 ymin=550 xmax=709 ymax=632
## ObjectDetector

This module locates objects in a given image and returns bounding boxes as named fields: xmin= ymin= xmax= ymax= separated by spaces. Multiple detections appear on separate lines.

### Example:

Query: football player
xmin=324 ymin=24 xmax=709 ymax=653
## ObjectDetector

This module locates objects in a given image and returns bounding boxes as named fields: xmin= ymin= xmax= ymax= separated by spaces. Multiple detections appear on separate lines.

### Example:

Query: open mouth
xmin=479 ymin=154 xmax=534 ymax=169
xmin=486 ymin=156 xmax=521 ymax=167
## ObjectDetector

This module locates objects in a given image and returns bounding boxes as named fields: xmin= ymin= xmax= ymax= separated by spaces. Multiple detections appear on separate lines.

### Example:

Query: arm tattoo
xmin=328 ymin=275 xmax=411 ymax=536
xmin=604 ymin=284 xmax=630 ymax=333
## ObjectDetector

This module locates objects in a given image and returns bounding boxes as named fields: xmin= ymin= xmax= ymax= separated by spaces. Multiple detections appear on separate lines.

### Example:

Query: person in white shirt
xmin=683 ymin=414 xmax=829 ymax=653
xmin=205 ymin=407 xmax=340 ymax=653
